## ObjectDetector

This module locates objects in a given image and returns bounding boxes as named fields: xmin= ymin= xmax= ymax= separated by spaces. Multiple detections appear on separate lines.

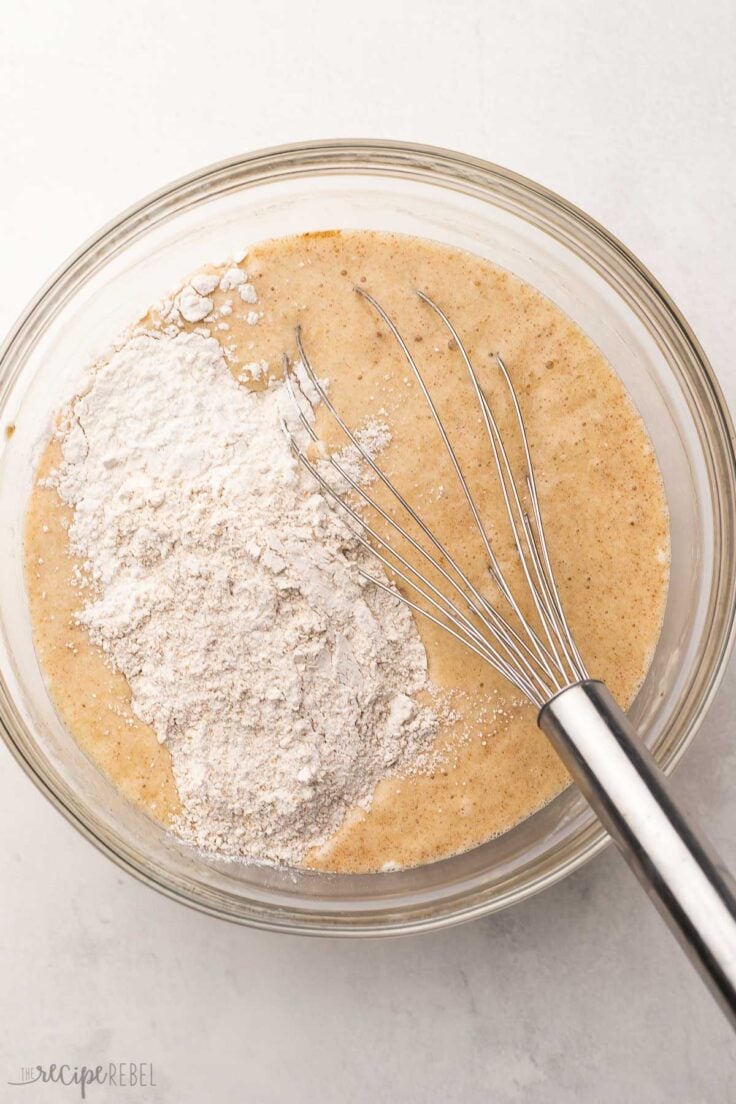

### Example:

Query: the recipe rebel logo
xmin=7 ymin=1062 xmax=156 ymax=1098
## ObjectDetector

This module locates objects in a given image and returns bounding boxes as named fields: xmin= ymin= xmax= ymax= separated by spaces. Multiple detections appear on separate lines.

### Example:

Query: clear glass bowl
xmin=1 ymin=140 xmax=735 ymax=934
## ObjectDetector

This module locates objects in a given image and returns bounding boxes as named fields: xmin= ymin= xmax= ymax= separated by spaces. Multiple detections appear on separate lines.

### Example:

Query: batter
xmin=24 ymin=231 xmax=669 ymax=872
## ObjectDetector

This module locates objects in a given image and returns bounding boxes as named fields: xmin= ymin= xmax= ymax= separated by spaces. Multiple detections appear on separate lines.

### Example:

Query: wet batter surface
xmin=24 ymin=230 xmax=669 ymax=872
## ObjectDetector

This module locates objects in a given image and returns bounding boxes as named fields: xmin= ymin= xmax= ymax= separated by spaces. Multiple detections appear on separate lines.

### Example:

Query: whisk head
xmin=282 ymin=288 xmax=588 ymax=709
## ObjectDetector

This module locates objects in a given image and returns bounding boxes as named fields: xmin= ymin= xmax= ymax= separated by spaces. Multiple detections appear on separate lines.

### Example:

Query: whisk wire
xmin=353 ymin=289 xmax=505 ymax=592
xmin=494 ymin=351 xmax=587 ymax=680
xmin=291 ymin=330 xmax=555 ymax=689
xmin=286 ymin=291 xmax=587 ymax=705
xmin=281 ymin=413 xmax=542 ymax=702
xmin=352 ymin=290 xmax=568 ymax=690
xmin=414 ymin=291 xmax=580 ymax=686
xmin=284 ymin=360 xmax=552 ymax=701
xmin=475 ymin=378 xmax=579 ymax=684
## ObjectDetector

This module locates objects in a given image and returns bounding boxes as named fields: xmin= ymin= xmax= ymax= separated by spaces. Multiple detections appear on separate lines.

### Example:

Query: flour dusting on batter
xmin=43 ymin=329 xmax=440 ymax=864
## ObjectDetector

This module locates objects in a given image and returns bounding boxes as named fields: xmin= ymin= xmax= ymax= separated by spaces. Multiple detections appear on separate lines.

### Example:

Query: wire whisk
xmin=281 ymin=286 xmax=736 ymax=1030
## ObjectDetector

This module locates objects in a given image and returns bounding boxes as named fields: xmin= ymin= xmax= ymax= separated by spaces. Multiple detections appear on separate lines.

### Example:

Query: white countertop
xmin=2 ymin=1 xmax=735 ymax=1099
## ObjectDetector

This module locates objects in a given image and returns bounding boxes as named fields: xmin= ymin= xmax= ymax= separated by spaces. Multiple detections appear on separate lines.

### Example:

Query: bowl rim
xmin=2 ymin=137 xmax=736 ymax=935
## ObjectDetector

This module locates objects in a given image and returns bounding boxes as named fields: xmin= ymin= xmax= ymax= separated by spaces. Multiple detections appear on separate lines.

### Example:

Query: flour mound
xmin=49 ymin=331 xmax=438 ymax=865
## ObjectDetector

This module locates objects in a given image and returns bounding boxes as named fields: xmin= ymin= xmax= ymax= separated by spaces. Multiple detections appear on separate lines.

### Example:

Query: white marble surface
xmin=1 ymin=1 xmax=735 ymax=1099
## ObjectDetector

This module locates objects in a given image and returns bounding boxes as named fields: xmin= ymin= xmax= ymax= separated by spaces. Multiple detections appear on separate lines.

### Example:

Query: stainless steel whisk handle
xmin=540 ymin=680 xmax=736 ymax=1027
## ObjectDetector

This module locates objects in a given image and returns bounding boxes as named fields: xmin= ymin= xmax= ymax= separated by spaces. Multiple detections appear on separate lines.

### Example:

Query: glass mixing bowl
xmin=1 ymin=140 xmax=734 ymax=934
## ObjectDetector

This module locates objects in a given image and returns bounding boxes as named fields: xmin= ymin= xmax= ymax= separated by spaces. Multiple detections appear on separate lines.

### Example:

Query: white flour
xmin=48 ymin=331 xmax=439 ymax=865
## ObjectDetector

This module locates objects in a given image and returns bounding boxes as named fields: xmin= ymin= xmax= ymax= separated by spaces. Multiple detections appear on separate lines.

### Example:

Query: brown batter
xmin=24 ymin=230 xmax=669 ymax=872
